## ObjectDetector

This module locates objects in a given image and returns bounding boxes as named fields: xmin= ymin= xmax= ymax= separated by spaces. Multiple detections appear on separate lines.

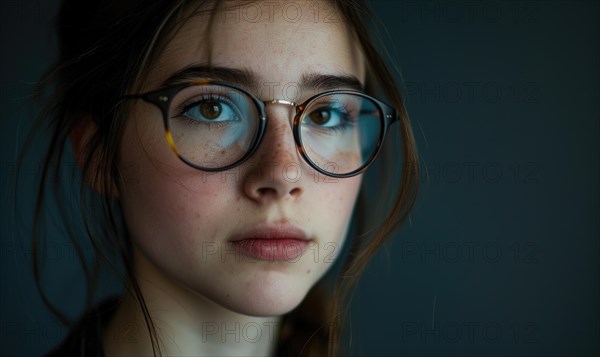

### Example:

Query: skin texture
xmin=104 ymin=2 xmax=366 ymax=355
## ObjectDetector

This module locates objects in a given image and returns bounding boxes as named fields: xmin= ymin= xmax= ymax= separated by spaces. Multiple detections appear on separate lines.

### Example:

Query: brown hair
xmin=24 ymin=0 xmax=419 ymax=355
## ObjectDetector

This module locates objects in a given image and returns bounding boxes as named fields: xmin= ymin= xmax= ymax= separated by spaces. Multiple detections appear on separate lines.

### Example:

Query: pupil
xmin=310 ymin=110 xmax=330 ymax=125
xmin=200 ymin=101 xmax=222 ymax=120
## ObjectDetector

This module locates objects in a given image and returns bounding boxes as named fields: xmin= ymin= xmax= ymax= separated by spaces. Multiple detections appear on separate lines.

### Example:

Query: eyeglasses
xmin=123 ymin=80 xmax=398 ymax=178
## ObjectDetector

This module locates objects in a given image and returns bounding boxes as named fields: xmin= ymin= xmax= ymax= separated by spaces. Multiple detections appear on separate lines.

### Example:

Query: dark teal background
xmin=1 ymin=1 xmax=598 ymax=356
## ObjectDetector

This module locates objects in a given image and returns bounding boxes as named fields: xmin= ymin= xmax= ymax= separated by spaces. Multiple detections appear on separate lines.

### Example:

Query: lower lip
xmin=230 ymin=239 xmax=310 ymax=261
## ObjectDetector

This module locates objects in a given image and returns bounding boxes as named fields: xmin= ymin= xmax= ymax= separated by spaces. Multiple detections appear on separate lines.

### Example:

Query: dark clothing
xmin=45 ymin=298 xmax=120 ymax=357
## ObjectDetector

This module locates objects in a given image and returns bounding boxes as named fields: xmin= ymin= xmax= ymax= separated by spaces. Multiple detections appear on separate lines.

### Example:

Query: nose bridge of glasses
xmin=265 ymin=99 xmax=297 ymax=107
xmin=263 ymin=99 xmax=299 ymax=128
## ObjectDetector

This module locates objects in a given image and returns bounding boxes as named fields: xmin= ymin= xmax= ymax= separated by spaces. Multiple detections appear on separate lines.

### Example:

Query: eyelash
xmin=176 ymin=94 xmax=232 ymax=116
xmin=172 ymin=94 xmax=238 ymax=127
xmin=308 ymin=102 xmax=358 ymax=134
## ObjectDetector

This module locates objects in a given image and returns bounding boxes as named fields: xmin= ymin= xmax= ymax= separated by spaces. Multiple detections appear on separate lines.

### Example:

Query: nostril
xmin=257 ymin=187 xmax=277 ymax=197
xmin=289 ymin=187 xmax=302 ymax=197
xmin=255 ymin=186 xmax=302 ymax=199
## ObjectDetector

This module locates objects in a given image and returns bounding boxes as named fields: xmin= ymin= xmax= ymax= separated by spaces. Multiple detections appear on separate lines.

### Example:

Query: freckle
xmin=306 ymin=269 xmax=311 ymax=274
xmin=226 ymin=294 xmax=230 ymax=298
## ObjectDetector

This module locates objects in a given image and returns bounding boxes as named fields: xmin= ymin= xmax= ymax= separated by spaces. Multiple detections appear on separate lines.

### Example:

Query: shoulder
xmin=44 ymin=297 xmax=121 ymax=357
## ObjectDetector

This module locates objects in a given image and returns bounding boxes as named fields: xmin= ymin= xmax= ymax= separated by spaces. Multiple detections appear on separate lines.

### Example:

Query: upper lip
xmin=230 ymin=222 xmax=309 ymax=242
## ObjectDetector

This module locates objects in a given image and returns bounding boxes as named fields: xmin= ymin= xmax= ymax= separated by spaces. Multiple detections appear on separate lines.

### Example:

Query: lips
xmin=229 ymin=223 xmax=311 ymax=261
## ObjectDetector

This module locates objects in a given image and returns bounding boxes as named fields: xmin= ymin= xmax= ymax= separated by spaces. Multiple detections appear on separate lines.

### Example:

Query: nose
xmin=242 ymin=103 xmax=305 ymax=202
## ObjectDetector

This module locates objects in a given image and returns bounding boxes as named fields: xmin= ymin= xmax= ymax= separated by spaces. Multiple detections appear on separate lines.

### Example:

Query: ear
xmin=70 ymin=116 xmax=120 ymax=198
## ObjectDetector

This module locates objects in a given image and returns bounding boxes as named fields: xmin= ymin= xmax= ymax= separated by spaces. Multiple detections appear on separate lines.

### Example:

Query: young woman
xmin=29 ymin=0 xmax=419 ymax=355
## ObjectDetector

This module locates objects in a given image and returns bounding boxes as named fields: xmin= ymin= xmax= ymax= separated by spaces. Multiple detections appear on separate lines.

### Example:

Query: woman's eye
xmin=307 ymin=107 xmax=346 ymax=128
xmin=199 ymin=100 xmax=222 ymax=120
xmin=309 ymin=110 xmax=331 ymax=125
xmin=182 ymin=98 xmax=239 ymax=123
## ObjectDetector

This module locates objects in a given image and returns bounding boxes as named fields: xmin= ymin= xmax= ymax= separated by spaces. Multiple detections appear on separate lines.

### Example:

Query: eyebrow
xmin=160 ymin=65 xmax=364 ymax=94
xmin=299 ymin=73 xmax=363 ymax=92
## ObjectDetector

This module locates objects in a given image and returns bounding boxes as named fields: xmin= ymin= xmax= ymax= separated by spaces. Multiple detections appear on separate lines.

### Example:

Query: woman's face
xmin=118 ymin=1 xmax=365 ymax=317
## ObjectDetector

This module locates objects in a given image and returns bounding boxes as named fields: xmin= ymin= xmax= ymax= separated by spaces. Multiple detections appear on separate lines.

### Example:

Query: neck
xmin=104 ymin=248 xmax=281 ymax=356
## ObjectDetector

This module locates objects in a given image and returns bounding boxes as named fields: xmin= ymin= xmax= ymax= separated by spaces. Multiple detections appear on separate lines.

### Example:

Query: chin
xmin=216 ymin=271 xmax=314 ymax=317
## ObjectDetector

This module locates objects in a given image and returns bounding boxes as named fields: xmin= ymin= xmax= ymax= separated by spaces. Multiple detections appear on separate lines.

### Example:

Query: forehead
xmin=146 ymin=1 xmax=366 ymax=95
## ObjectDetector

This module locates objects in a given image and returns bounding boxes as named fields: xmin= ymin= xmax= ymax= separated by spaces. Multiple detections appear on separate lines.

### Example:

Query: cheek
xmin=121 ymin=175 xmax=227 ymax=239
xmin=308 ymin=175 xmax=362 ymax=254
xmin=117 ymin=112 xmax=235 ymax=251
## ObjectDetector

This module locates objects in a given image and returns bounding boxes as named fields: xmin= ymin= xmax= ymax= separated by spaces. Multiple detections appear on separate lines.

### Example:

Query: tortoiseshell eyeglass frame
xmin=122 ymin=79 xmax=399 ymax=178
